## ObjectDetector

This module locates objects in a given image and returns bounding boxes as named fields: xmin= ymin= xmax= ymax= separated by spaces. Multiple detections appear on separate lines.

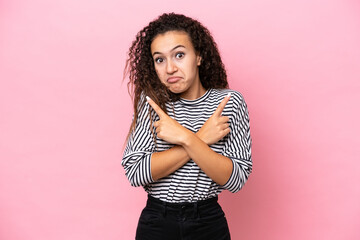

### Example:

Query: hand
xmin=147 ymin=96 xmax=191 ymax=145
xmin=196 ymin=94 xmax=231 ymax=145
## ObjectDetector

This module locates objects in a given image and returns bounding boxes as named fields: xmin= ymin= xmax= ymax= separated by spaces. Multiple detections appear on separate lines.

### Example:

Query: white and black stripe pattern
xmin=122 ymin=88 xmax=252 ymax=203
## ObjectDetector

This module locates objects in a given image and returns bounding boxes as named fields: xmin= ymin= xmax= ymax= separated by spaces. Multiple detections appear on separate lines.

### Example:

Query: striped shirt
xmin=122 ymin=88 xmax=252 ymax=203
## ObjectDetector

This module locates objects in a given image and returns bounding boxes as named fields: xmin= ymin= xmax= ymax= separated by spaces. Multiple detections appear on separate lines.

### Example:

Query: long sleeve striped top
xmin=122 ymin=88 xmax=252 ymax=203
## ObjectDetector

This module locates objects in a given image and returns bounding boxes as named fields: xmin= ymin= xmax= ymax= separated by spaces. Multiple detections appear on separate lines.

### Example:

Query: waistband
xmin=147 ymin=194 xmax=218 ymax=209
xmin=146 ymin=195 xmax=219 ymax=219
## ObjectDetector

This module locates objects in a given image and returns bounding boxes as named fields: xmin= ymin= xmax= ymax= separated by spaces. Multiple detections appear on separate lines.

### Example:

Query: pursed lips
xmin=167 ymin=76 xmax=182 ymax=83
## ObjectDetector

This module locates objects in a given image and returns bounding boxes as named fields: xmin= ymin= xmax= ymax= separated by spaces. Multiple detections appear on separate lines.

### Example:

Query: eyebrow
xmin=152 ymin=45 xmax=186 ymax=56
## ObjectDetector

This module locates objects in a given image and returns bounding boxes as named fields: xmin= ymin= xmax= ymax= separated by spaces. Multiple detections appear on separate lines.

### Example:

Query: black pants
xmin=135 ymin=195 xmax=231 ymax=240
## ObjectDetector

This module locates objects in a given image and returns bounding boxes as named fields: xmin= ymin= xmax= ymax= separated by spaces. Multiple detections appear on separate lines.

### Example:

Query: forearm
xmin=181 ymin=131 xmax=233 ymax=186
xmin=150 ymin=131 xmax=215 ymax=181
xmin=151 ymin=145 xmax=190 ymax=181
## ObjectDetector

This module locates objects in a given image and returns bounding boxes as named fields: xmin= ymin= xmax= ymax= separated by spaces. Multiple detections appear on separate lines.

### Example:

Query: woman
xmin=122 ymin=13 xmax=252 ymax=240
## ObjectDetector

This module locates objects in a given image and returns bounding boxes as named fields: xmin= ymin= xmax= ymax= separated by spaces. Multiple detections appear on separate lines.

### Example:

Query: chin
xmin=168 ymin=87 xmax=185 ymax=95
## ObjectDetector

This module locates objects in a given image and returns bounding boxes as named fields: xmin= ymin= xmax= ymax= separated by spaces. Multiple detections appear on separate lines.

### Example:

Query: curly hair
xmin=124 ymin=12 xmax=228 ymax=137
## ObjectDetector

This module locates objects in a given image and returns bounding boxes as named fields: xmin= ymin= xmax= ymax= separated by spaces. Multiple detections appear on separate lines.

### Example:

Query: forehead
xmin=150 ymin=30 xmax=194 ymax=53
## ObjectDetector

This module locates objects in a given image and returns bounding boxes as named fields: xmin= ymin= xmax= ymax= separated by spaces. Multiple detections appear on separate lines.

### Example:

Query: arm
xmin=182 ymin=132 xmax=233 ymax=185
xmin=151 ymin=145 xmax=190 ymax=181
xmin=220 ymin=94 xmax=252 ymax=192
xmin=121 ymin=96 xmax=199 ymax=186
xmin=121 ymin=99 xmax=155 ymax=187
xmin=147 ymin=92 xmax=252 ymax=191
xmin=147 ymin=95 xmax=234 ymax=185
xmin=151 ymin=107 xmax=230 ymax=181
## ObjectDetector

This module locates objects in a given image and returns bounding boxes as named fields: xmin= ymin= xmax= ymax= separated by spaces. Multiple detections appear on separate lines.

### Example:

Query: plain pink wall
xmin=1 ymin=0 xmax=359 ymax=239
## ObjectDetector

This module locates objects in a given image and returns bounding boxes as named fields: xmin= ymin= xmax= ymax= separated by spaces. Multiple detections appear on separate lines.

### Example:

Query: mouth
xmin=167 ymin=77 xmax=182 ymax=83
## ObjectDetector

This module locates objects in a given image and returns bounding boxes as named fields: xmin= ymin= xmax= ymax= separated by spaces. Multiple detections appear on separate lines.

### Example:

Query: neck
xmin=180 ymin=84 xmax=206 ymax=100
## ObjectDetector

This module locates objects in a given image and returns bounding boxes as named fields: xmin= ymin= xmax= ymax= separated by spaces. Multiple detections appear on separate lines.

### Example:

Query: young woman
xmin=122 ymin=13 xmax=252 ymax=240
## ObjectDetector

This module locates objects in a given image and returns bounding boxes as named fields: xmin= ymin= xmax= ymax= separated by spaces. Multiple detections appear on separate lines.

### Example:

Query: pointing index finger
xmin=214 ymin=93 xmax=231 ymax=116
xmin=146 ymin=96 xmax=166 ymax=118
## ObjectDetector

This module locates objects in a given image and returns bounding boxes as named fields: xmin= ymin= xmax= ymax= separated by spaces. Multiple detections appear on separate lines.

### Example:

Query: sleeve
xmin=121 ymin=98 xmax=156 ymax=187
xmin=221 ymin=94 xmax=252 ymax=193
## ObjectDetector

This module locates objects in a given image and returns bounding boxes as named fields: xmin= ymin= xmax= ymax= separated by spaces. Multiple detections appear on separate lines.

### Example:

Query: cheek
xmin=185 ymin=61 xmax=198 ymax=75
xmin=154 ymin=67 xmax=162 ymax=77
xmin=154 ymin=68 xmax=167 ymax=84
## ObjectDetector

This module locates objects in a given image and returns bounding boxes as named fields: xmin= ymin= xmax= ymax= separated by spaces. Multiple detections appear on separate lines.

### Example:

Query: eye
xmin=154 ymin=57 xmax=164 ymax=64
xmin=175 ymin=52 xmax=185 ymax=59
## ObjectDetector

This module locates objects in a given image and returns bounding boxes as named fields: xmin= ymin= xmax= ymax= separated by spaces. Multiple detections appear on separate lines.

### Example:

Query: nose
xmin=166 ymin=60 xmax=177 ymax=74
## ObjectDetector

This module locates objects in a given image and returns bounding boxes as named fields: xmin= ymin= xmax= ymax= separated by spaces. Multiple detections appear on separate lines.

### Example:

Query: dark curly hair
xmin=124 ymin=12 xmax=228 ymax=137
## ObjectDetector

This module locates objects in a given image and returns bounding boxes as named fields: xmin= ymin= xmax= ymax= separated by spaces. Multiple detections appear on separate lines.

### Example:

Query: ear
xmin=196 ymin=54 xmax=202 ymax=66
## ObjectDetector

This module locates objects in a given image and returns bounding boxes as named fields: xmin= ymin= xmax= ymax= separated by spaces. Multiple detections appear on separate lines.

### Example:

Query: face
xmin=150 ymin=31 xmax=204 ymax=100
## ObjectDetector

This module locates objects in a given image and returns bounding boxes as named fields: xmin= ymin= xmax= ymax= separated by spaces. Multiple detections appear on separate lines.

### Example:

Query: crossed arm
xmin=147 ymin=95 xmax=233 ymax=186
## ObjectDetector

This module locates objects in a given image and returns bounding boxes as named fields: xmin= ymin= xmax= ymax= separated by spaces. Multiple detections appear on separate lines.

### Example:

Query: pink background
xmin=1 ymin=0 xmax=359 ymax=239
